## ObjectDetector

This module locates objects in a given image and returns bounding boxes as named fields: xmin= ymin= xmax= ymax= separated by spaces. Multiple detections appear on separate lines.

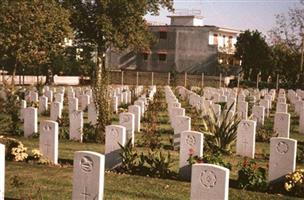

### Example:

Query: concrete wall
xmin=106 ymin=26 xmax=220 ymax=75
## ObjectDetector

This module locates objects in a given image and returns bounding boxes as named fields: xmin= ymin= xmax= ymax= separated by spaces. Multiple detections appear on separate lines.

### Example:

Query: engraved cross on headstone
xmin=243 ymin=139 xmax=249 ymax=153
xmin=81 ymin=186 xmax=90 ymax=200
xmin=44 ymin=140 xmax=51 ymax=155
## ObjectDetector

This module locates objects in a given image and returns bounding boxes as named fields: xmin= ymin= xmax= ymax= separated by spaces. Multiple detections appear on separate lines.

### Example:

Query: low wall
xmin=0 ymin=71 xmax=231 ymax=87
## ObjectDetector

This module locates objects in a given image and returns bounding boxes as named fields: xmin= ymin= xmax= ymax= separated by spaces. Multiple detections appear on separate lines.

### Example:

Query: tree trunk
xmin=92 ymin=46 xmax=110 ymax=143
xmin=11 ymin=60 xmax=17 ymax=87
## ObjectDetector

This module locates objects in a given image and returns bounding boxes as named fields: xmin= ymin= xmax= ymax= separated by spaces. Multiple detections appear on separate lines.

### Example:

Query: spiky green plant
xmin=201 ymin=103 xmax=241 ymax=154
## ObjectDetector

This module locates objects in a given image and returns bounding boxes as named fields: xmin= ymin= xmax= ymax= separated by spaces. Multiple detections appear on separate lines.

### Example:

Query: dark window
xmin=143 ymin=53 xmax=149 ymax=60
xmin=158 ymin=53 xmax=167 ymax=61
xmin=159 ymin=31 xmax=167 ymax=39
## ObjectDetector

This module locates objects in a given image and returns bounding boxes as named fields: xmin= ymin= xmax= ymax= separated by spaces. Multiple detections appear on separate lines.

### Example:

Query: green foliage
xmin=140 ymin=150 xmax=173 ymax=178
xmin=57 ymin=109 xmax=70 ymax=140
xmin=0 ymin=136 xmax=22 ymax=160
xmin=284 ymin=169 xmax=304 ymax=197
xmin=119 ymin=139 xmax=174 ymax=179
xmin=141 ymin=91 xmax=165 ymax=150
xmin=93 ymin=69 xmax=110 ymax=143
xmin=256 ymin=128 xmax=274 ymax=142
xmin=235 ymin=30 xmax=272 ymax=81
xmin=297 ymin=142 xmax=304 ymax=164
xmin=187 ymin=150 xmax=232 ymax=170
xmin=119 ymin=139 xmax=138 ymax=173
xmin=237 ymin=158 xmax=268 ymax=191
xmin=0 ymin=0 xmax=72 ymax=84
xmin=83 ymin=123 xmax=100 ymax=143
xmin=201 ymin=103 xmax=241 ymax=154
xmin=0 ymin=85 xmax=23 ymax=136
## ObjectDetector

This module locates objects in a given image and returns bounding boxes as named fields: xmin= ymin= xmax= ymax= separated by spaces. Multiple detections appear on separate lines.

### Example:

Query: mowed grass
xmin=4 ymin=138 xmax=303 ymax=200
xmin=2 ymin=87 xmax=304 ymax=199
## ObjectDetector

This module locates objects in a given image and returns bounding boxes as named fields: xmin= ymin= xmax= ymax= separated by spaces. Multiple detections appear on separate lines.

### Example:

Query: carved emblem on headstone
xmin=276 ymin=141 xmax=289 ymax=154
xmin=186 ymin=134 xmax=196 ymax=147
xmin=80 ymin=156 xmax=94 ymax=173
xmin=200 ymin=170 xmax=217 ymax=189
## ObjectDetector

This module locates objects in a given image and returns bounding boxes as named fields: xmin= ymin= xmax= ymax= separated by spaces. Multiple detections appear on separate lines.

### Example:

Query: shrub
xmin=119 ymin=139 xmax=138 ymax=173
xmin=27 ymin=149 xmax=51 ymax=165
xmin=284 ymin=169 xmax=304 ymax=197
xmin=0 ymin=136 xmax=23 ymax=160
xmin=141 ymin=150 xmax=174 ymax=178
xmin=256 ymin=128 xmax=274 ymax=142
xmin=118 ymin=139 xmax=174 ymax=179
xmin=201 ymin=103 xmax=241 ymax=154
xmin=83 ymin=123 xmax=101 ymax=143
xmin=11 ymin=143 xmax=28 ymax=162
xmin=237 ymin=158 xmax=267 ymax=191
xmin=187 ymin=149 xmax=232 ymax=170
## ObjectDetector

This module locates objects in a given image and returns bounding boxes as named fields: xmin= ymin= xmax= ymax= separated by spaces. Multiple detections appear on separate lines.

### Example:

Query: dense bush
xmin=119 ymin=139 xmax=174 ymax=179
xmin=83 ymin=123 xmax=101 ymax=143
xmin=237 ymin=158 xmax=267 ymax=191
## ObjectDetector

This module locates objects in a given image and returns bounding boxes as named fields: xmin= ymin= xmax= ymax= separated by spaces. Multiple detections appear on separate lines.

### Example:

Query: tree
xmin=0 ymin=0 xmax=72 ymax=86
xmin=269 ymin=0 xmax=304 ymax=75
xmin=234 ymin=30 xmax=272 ymax=81
xmin=270 ymin=43 xmax=299 ymax=85
xmin=61 ymin=0 xmax=174 ymax=140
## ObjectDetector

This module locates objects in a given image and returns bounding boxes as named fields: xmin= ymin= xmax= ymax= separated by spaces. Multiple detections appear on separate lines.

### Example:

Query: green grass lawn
xmin=1 ymin=86 xmax=304 ymax=199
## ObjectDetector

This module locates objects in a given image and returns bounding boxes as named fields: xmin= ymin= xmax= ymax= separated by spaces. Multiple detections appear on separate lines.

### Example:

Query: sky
xmin=145 ymin=0 xmax=301 ymax=35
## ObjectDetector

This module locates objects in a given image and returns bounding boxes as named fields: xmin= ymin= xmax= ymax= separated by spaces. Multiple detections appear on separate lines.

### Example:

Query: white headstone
xmin=50 ymin=102 xmax=62 ymax=121
xmin=88 ymin=103 xmax=97 ymax=126
xmin=72 ymin=151 xmax=104 ymax=200
xmin=236 ymin=120 xmax=256 ymax=158
xmin=81 ymin=94 xmax=90 ymax=111
xmin=119 ymin=113 xmax=135 ymax=145
xmin=45 ymin=90 xmax=53 ymax=102
xmin=39 ymin=120 xmax=58 ymax=164
xmin=128 ymin=105 xmax=141 ymax=132
xmin=268 ymin=137 xmax=297 ymax=183
xmin=69 ymin=97 xmax=78 ymax=114
xmin=252 ymin=106 xmax=265 ymax=127
xmin=276 ymin=103 xmax=288 ymax=113
xmin=69 ymin=111 xmax=83 ymax=142
xmin=190 ymin=164 xmax=229 ymax=200
xmin=274 ymin=112 xmax=290 ymax=138
xmin=24 ymin=107 xmax=38 ymax=137
xmin=105 ymin=125 xmax=126 ymax=169
xmin=179 ymin=131 xmax=204 ymax=180
xmin=0 ymin=144 xmax=4 ymax=200
xmin=134 ymin=100 xmax=145 ymax=117
xmin=112 ymin=96 xmax=118 ymax=113
xmin=237 ymin=101 xmax=248 ymax=120
xmin=260 ymin=99 xmax=270 ymax=117
xmin=174 ymin=116 xmax=191 ymax=149
xmin=299 ymin=108 xmax=304 ymax=134
xmin=38 ymin=96 xmax=48 ymax=114
xmin=20 ymin=100 xmax=26 ymax=121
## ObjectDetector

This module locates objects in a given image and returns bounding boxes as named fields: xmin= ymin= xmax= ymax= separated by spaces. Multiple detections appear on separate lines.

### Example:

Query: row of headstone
xmin=176 ymin=86 xmax=298 ymax=188
xmin=105 ymin=86 xmax=156 ymax=169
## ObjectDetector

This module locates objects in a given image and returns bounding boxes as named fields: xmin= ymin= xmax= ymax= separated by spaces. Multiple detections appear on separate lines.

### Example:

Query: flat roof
xmin=167 ymin=15 xmax=204 ymax=19
xmin=148 ymin=24 xmax=241 ymax=33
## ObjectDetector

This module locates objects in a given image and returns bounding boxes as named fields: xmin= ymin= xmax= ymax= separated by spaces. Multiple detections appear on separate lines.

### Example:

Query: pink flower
xmin=189 ymin=148 xmax=195 ymax=156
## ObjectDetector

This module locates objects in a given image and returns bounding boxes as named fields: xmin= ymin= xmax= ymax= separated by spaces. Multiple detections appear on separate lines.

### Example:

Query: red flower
xmin=243 ymin=157 xmax=248 ymax=167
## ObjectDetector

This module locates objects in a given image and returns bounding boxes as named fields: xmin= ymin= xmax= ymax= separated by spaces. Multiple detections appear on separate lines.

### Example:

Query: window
xmin=158 ymin=53 xmax=167 ymax=61
xmin=213 ymin=34 xmax=218 ymax=45
xmin=159 ymin=31 xmax=167 ymax=39
xmin=143 ymin=53 xmax=149 ymax=61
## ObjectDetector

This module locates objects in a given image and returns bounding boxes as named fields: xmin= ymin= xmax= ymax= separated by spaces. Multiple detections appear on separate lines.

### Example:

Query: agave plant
xmin=201 ymin=102 xmax=241 ymax=154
